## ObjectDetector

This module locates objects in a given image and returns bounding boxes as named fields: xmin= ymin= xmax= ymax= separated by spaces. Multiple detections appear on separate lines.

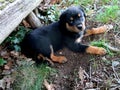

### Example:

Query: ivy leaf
xmin=0 ymin=58 xmax=7 ymax=66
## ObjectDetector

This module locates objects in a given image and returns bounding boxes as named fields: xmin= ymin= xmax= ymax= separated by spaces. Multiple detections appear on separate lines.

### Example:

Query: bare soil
xmin=48 ymin=21 xmax=120 ymax=90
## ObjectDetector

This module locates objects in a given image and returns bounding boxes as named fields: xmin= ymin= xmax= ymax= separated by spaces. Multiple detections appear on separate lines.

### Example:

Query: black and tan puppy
xmin=21 ymin=6 xmax=112 ymax=64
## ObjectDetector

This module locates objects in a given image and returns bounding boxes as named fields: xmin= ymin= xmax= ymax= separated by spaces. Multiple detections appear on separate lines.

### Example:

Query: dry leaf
xmin=4 ymin=61 xmax=13 ymax=70
xmin=4 ymin=76 xmax=14 ymax=89
xmin=22 ymin=20 xmax=31 ymax=28
xmin=50 ymin=0 xmax=61 ymax=4
xmin=78 ymin=66 xmax=85 ymax=85
xmin=0 ymin=51 xmax=9 ymax=59
xmin=44 ymin=79 xmax=55 ymax=90
xmin=0 ymin=79 xmax=5 ymax=90
xmin=10 ymin=51 xmax=19 ymax=57
xmin=85 ymin=82 xmax=93 ymax=88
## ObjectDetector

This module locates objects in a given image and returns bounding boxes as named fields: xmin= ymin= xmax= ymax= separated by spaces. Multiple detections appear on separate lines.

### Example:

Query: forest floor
xmin=0 ymin=0 xmax=120 ymax=90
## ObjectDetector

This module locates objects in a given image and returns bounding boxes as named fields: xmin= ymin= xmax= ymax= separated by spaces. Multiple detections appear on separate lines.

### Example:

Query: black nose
xmin=77 ymin=24 xmax=82 ymax=30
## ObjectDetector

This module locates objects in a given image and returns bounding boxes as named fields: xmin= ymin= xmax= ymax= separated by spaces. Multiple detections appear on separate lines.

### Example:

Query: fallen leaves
xmin=0 ymin=76 xmax=14 ymax=90
xmin=0 ymin=49 xmax=33 ymax=89
xmin=44 ymin=79 xmax=55 ymax=90
xmin=78 ymin=66 xmax=85 ymax=85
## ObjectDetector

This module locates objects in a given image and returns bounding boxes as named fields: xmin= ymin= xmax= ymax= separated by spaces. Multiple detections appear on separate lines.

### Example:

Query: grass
xmin=90 ymin=40 xmax=114 ymax=56
xmin=96 ymin=5 xmax=119 ymax=23
xmin=12 ymin=60 xmax=56 ymax=90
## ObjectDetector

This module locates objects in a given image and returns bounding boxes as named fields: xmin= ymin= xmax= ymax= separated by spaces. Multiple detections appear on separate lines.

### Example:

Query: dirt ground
xmin=50 ymin=36 xmax=120 ymax=90
xmin=48 ymin=21 xmax=120 ymax=90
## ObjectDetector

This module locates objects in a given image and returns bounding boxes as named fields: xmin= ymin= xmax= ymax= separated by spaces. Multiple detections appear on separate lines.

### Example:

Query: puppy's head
xmin=60 ymin=6 xmax=86 ymax=33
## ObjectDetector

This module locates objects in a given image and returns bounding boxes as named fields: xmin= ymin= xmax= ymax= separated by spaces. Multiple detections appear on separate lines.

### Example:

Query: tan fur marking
xmin=50 ymin=54 xmax=67 ymax=63
xmin=66 ymin=23 xmax=80 ymax=33
xmin=37 ymin=54 xmax=45 ymax=59
xmin=50 ymin=45 xmax=67 ymax=63
xmin=78 ymin=13 xmax=81 ymax=17
xmin=85 ymin=25 xmax=108 ymax=36
xmin=86 ymin=46 xmax=106 ymax=55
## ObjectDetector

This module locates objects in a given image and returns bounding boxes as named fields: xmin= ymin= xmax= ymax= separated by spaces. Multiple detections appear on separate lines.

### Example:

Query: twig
xmin=111 ymin=66 xmax=120 ymax=80
xmin=78 ymin=66 xmax=90 ymax=85
xmin=34 ymin=8 xmax=41 ymax=18
xmin=115 ymin=32 xmax=120 ymax=45
xmin=110 ymin=85 xmax=120 ymax=90
xmin=43 ymin=79 xmax=55 ymax=90
xmin=104 ymin=43 xmax=120 ymax=52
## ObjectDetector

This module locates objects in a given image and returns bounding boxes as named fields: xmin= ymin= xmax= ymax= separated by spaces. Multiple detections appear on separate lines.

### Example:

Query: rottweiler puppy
xmin=21 ymin=6 xmax=112 ymax=64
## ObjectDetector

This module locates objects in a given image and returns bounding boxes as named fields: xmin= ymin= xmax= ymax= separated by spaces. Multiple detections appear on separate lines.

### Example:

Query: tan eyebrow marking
xmin=70 ymin=17 xmax=74 ymax=20
xmin=78 ymin=13 xmax=81 ymax=17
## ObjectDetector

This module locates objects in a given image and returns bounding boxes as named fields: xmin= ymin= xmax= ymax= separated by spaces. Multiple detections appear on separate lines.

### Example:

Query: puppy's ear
xmin=59 ymin=10 xmax=67 ymax=22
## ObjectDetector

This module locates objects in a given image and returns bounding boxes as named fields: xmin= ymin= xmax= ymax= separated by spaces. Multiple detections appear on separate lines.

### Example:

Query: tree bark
xmin=27 ymin=11 xmax=42 ymax=28
xmin=0 ymin=0 xmax=43 ymax=44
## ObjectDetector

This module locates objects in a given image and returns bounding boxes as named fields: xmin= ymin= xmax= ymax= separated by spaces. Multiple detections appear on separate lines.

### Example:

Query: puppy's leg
xmin=86 ymin=46 xmax=106 ymax=55
xmin=65 ymin=39 xmax=106 ymax=55
xmin=50 ymin=45 xmax=67 ymax=63
xmin=85 ymin=25 xmax=113 ymax=36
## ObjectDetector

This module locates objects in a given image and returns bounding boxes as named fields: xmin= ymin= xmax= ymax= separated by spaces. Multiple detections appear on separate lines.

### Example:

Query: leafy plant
xmin=0 ymin=58 xmax=6 ymax=66
xmin=13 ymin=60 xmax=56 ymax=90
xmin=96 ymin=5 xmax=119 ymax=23
xmin=5 ymin=26 xmax=31 ymax=51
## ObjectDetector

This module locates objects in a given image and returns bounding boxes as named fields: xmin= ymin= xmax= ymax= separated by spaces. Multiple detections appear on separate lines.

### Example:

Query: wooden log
xmin=0 ymin=0 xmax=43 ymax=44
xmin=27 ymin=11 xmax=42 ymax=28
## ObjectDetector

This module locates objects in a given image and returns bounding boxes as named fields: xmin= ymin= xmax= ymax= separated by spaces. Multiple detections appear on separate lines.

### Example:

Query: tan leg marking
xmin=85 ymin=25 xmax=113 ymax=36
xmin=50 ymin=45 xmax=67 ymax=63
xmin=86 ymin=46 xmax=106 ymax=55
xmin=50 ymin=54 xmax=67 ymax=63
xmin=37 ymin=54 xmax=54 ymax=65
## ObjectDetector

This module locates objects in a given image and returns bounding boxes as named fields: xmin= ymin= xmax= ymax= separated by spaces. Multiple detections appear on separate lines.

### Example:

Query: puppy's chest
xmin=75 ymin=31 xmax=84 ymax=43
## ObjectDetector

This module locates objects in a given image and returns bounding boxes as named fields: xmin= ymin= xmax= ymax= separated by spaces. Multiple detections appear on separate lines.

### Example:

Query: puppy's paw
xmin=86 ymin=46 xmax=106 ymax=55
xmin=58 ymin=56 xmax=67 ymax=63
xmin=96 ymin=47 xmax=106 ymax=55
xmin=51 ymin=55 xmax=67 ymax=63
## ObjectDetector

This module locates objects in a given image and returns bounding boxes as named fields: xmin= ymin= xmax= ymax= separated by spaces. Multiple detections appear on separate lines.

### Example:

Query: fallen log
xmin=0 ymin=0 xmax=43 ymax=44
xmin=26 ymin=11 xmax=42 ymax=28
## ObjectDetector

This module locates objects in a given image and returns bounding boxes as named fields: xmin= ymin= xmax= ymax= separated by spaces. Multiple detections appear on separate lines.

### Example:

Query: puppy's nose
xmin=77 ymin=24 xmax=82 ymax=30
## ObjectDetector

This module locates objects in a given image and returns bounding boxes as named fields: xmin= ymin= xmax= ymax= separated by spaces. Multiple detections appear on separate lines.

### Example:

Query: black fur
xmin=21 ymin=6 xmax=89 ymax=63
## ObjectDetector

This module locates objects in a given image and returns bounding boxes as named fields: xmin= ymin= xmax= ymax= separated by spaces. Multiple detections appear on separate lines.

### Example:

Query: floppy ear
xmin=59 ymin=10 xmax=67 ymax=23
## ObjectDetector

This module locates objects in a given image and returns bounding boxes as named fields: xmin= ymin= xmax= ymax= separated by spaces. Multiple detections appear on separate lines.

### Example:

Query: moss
xmin=9 ymin=0 xmax=15 ymax=3
xmin=0 ymin=0 xmax=15 ymax=10
xmin=0 ymin=4 xmax=6 ymax=10
xmin=0 ymin=0 xmax=5 ymax=3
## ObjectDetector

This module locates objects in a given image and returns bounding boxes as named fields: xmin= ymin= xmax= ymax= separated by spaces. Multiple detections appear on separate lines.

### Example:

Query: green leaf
xmin=0 ymin=58 xmax=7 ymax=66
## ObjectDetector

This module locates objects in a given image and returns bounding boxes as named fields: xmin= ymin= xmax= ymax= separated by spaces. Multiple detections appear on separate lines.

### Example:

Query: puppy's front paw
xmin=86 ymin=46 xmax=106 ymax=55
xmin=97 ymin=47 xmax=106 ymax=55
xmin=59 ymin=56 xmax=67 ymax=63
